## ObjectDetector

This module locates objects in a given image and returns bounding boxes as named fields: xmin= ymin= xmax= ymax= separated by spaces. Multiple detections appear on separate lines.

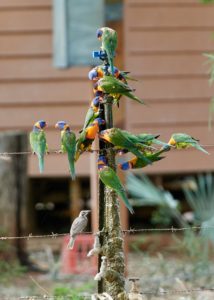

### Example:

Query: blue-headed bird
xmin=88 ymin=65 xmax=137 ymax=83
xmin=118 ymin=149 xmax=165 ymax=171
xmin=81 ymin=96 xmax=102 ymax=132
xmin=94 ymin=76 xmax=144 ymax=106
xmin=99 ymin=128 xmax=151 ymax=165
xmin=98 ymin=155 xmax=134 ymax=214
xmin=30 ymin=120 xmax=48 ymax=173
xmin=55 ymin=121 xmax=76 ymax=180
xmin=168 ymin=133 xmax=209 ymax=154
xmin=96 ymin=27 xmax=118 ymax=75
xmin=75 ymin=118 xmax=105 ymax=161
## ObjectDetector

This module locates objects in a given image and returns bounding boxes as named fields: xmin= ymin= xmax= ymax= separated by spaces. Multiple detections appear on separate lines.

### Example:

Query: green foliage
xmin=151 ymin=206 xmax=174 ymax=227
xmin=53 ymin=282 xmax=94 ymax=300
xmin=127 ymin=173 xmax=182 ymax=227
xmin=182 ymin=173 xmax=214 ymax=222
xmin=0 ymin=230 xmax=26 ymax=283
xmin=0 ymin=260 xmax=26 ymax=283
xmin=200 ymin=0 xmax=214 ymax=3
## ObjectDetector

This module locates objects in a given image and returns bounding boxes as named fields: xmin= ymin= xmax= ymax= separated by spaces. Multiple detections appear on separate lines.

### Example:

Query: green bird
xmin=168 ymin=133 xmax=209 ymax=154
xmin=30 ymin=120 xmax=48 ymax=173
xmin=88 ymin=65 xmax=137 ymax=82
xmin=99 ymin=128 xmax=151 ymax=165
xmin=94 ymin=75 xmax=144 ymax=106
xmin=98 ymin=155 xmax=134 ymax=214
xmin=75 ymin=118 xmax=105 ymax=161
xmin=55 ymin=121 xmax=76 ymax=180
xmin=81 ymin=96 xmax=101 ymax=132
xmin=97 ymin=27 xmax=118 ymax=75
xmin=118 ymin=149 xmax=165 ymax=171
xmin=121 ymin=131 xmax=168 ymax=148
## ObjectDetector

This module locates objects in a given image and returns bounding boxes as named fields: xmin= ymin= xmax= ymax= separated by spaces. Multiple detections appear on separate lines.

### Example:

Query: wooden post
xmin=69 ymin=178 xmax=82 ymax=220
xmin=102 ymin=97 xmax=126 ymax=299
xmin=0 ymin=131 xmax=28 ymax=263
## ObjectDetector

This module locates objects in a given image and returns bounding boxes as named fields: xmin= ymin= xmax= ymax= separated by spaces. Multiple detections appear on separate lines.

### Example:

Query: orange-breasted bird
xmin=75 ymin=118 xmax=105 ymax=161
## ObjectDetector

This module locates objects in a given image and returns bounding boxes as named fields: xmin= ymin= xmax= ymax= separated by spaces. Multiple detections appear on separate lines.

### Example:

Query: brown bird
xmin=67 ymin=210 xmax=90 ymax=250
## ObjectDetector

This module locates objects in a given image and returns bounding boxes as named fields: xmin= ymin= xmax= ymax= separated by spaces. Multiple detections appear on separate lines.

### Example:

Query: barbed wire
xmin=0 ymin=143 xmax=213 ymax=157
xmin=0 ymin=225 xmax=213 ymax=241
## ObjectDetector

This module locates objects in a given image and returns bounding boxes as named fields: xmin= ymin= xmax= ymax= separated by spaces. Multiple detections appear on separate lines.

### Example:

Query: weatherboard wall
xmin=124 ymin=0 xmax=214 ymax=173
xmin=0 ymin=0 xmax=92 ymax=176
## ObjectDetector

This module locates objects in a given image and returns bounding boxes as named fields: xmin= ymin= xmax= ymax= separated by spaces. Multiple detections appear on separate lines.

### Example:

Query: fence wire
xmin=0 ymin=225 xmax=213 ymax=241
xmin=0 ymin=143 xmax=213 ymax=157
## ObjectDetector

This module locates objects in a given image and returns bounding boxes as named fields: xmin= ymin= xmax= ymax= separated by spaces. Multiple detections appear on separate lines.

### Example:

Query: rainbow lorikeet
xmin=55 ymin=121 xmax=76 ymax=180
xmin=94 ymin=75 xmax=144 ymax=106
xmin=98 ymin=155 xmax=134 ymax=214
xmin=96 ymin=27 xmax=118 ymax=75
xmin=121 ymin=131 xmax=168 ymax=148
xmin=168 ymin=133 xmax=209 ymax=154
xmin=75 ymin=118 xmax=105 ymax=161
xmin=99 ymin=128 xmax=151 ymax=165
xmin=88 ymin=65 xmax=137 ymax=83
xmin=29 ymin=120 xmax=48 ymax=173
xmin=118 ymin=149 xmax=165 ymax=171
xmin=81 ymin=96 xmax=102 ymax=132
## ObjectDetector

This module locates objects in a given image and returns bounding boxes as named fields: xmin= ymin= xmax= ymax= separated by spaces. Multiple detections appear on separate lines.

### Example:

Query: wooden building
xmin=0 ymin=0 xmax=214 ymax=235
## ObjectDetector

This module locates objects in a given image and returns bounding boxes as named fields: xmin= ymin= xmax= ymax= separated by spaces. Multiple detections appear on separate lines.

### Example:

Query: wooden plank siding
xmin=0 ymin=0 xmax=92 ymax=176
xmin=124 ymin=0 xmax=214 ymax=173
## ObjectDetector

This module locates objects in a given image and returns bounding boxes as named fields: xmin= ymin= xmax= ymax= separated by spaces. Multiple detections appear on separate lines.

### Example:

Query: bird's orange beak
xmin=35 ymin=122 xmax=41 ymax=129
xmin=64 ymin=124 xmax=70 ymax=130
xmin=168 ymin=137 xmax=176 ymax=146
xmin=99 ymin=132 xmax=111 ymax=142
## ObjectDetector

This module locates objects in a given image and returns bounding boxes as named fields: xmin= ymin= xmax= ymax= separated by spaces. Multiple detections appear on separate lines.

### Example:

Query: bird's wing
xmin=70 ymin=217 xmax=87 ymax=236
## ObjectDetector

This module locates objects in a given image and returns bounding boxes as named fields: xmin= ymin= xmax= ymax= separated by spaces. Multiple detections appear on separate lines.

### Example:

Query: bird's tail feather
xmin=126 ymin=92 xmax=145 ymax=105
xmin=68 ymin=151 xmax=76 ymax=180
xmin=38 ymin=154 xmax=44 ymax=173
xmin=195 ymin=144 xmax=209 ymax=155
xmin=132 ymin=148 xmax=152 ymax=165
xmin=118 ymin=190 xmax=134 ymax=214
xmin=109 ymin=58 xmax=114 ymax=75
xmin=67 ymin=236 xmax=75 ymax=250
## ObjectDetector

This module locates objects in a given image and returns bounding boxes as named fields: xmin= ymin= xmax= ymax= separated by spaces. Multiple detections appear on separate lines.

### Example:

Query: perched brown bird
xmin=67 ymin=210 xmax=90 ymax=250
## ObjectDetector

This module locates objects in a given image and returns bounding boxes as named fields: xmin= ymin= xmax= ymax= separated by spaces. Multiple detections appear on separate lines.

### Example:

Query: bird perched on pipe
xmin=93 ymin=76 xmax=144 ymax=106
xmin=98 ymin=155 xmax=134 ymax=214
xmin=30 ymin=120 xmax=48 ymax=173
xmin=99 ymin=128 xmax=151 ymax=165
xmin=68 ymin=210 xmax=90 ymax=250
xmin=55 ymin=121 xmax=76 ymax=180
xmin=75 ymin=118 xmax=105 ymax=161
xmin=81 ymin=96 xmax=102 ymax=132
xmin=167 ymin=133 xmax=209 ymax=154
xmin=96 ymin=27 xmax=118 ymax=75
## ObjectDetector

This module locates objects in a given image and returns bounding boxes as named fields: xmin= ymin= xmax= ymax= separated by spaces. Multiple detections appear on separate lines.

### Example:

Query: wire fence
xmin=0 ymin=225 xmax=213 ymax=240
xmin=0 ymin=143 xmax=213 ymax=157
xmin=1 ymin=226 xmax=214 ymax=299
xmin=0 ymin=147 xmax=213 ymax=298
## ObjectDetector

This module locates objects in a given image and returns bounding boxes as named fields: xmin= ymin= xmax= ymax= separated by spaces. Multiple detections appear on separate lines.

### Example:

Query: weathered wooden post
xmin=0 ymin=131 xmax=28 ymax=263
xmin=95 ymin=45 xmax=127 ymax=299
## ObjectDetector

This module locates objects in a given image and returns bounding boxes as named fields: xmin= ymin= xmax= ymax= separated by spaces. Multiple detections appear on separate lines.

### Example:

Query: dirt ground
xmin=1 ymin=250 xmax=214 ymax=300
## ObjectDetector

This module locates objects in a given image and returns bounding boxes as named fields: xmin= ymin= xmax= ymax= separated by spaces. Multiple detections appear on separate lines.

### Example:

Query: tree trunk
xmin=0 ymin=131 xmax=28 ymax=263
xmin=98 ymin=97 xmax=127 ymax=299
